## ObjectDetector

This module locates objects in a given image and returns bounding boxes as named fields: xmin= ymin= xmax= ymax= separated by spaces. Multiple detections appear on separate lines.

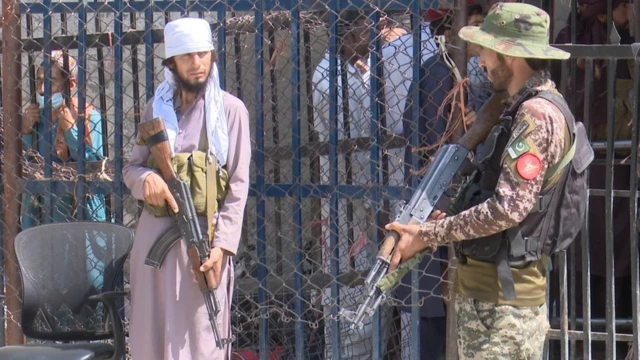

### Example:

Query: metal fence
xmin=0 ymin=0 xmax=639 ymax=359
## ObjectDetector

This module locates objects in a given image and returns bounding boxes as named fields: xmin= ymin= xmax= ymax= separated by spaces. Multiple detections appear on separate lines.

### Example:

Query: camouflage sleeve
xmin=422 ymin=97 xmax=567 ymax=245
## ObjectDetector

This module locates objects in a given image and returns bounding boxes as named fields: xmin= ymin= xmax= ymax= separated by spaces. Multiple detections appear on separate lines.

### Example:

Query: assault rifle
xmin=341 ymin=91 xmax=508 ymax=330
xmin=138 ymin=117 xmax=232 ymax=349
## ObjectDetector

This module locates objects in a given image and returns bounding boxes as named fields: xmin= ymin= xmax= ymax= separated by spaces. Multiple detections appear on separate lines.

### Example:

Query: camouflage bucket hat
xmin=459 ymin=2 xmax=570 ymax=60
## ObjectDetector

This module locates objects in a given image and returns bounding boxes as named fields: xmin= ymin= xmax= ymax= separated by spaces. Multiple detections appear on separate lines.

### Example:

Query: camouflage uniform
xmin=417 ymin=3 xmax=571 ymax=359
xmin=422 ymin=72 xmax=567 ymax=249
xmin=455 ymin=294 xmax=549 ymax=360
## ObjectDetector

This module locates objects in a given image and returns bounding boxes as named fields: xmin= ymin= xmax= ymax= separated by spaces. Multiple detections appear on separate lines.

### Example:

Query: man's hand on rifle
xmin=143 ymin=173 xmax=179 ymax=213
xmin=200 ymin=247 xmax=229 ymax=288
xmin=385 ymin=210 xmax=446 ymax=273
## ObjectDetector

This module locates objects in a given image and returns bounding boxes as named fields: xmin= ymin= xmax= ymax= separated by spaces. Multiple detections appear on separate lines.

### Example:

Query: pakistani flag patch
xmin=508 ymin=139 xmax=529 ymax=159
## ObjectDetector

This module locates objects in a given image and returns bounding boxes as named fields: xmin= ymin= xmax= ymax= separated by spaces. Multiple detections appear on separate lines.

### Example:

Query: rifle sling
xmin=145 ymin=130 xmax=170 ymax=148
xmin=207 ymin=160 xmax=217 ymax=243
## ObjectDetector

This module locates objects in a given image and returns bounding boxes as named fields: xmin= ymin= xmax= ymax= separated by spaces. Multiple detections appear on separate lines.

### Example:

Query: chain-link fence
xmin=2 ymin=0 xmax=639 ymax=359
xmin=0 ymin=1 xmax=471 ymax=358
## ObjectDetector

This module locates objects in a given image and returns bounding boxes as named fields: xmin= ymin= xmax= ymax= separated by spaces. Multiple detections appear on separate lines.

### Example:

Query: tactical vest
xmin=145 ymin=124 xmax=229 ymax=219
xmin=454 ymin=89 xmax=591 ymax=301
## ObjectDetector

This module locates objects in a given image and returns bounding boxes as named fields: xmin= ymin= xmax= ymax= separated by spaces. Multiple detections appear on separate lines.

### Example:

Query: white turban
xmin=164 ymin=17 xmax=214 ymax=59
xmin=154 ymin=17 xmax=229 ymax=166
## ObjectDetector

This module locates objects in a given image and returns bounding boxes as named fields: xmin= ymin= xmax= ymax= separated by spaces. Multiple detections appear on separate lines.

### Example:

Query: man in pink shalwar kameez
xmin=123 ymin=17 xmax=251 ymax=360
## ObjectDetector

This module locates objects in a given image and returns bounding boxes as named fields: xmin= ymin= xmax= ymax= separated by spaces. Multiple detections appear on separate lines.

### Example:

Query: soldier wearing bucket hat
xmin=385 ymin=3 xmax=593 ymax=359
xmin=458 ymin=2 xmax=570 ymax=60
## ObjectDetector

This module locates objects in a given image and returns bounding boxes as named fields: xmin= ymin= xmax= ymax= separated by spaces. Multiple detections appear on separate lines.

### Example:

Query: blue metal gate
xmin=1 ymin=0 xmax=639 ymax=359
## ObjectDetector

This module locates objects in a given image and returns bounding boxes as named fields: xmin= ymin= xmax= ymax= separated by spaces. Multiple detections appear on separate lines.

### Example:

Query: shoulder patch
xmin=516 ymin=153 xmax=542 ymax=180
xmin=504 ymin=119 xmax=530 ymax=151
xmin=508 ymin=139 xmax=530 ymax=159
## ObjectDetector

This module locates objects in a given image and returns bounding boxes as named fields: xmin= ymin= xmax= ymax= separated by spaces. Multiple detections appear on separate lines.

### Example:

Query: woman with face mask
xmin=23 ymin=51 xmax=104 ymax=163
xmin=21 ymin=51 xmax=108 ymax=289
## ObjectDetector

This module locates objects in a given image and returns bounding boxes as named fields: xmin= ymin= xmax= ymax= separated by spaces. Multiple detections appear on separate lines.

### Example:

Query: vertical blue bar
xmin=568 ymin=0 xmax=578 ymax=354
xmin=254 ymin=2 xmax=268 ymax=359
xmin=327 ymin=1 xmax=341 ymax=357
xmin=113 ymin=0 xmax=126 ymax=345
xmin=570 ymin=0 xmax=577 ymax=112
xmin=0 ymin=157 xmax=3 ymax=347
xmin=410 ymin=1 xmax=422 ymax=358
xmin=369 ymin=5 xmax=383 ymax=359
xmin=217 ymin=2 xmax=226 ymax=90
xmin=0 ymin=197 xmax=3 ymax=347
xmin=76 ymin=0 xmax=88 ymax=220
xmin=145 ymin=0 xmax=154 ymax=100
xmin=180 ymin=0 xmax=187 ymax=16
xmin=604 ymin=54 xmax=616 ymax=360
xmin=42 ymin=0 xmax=53 ymax=223
xmin=581 ymin=57 xmax=594 ymax=360
xmin=630 ymin=57 xmax=640 ymax=360
xmin=290 ymin=1 xmax=305 ymax=358
xmin=567 ymin=2 xmax=579 ymax=357
xmin=559 ymin=248 xmax=569 ymax=360
xmin=557 ymin=60 xmax=569 ymax=360
xmin=113 ymin=0 xmax=124 ymax=223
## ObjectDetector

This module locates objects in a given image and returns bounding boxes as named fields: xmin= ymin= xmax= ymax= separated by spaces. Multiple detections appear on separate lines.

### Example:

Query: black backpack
xmin=454 ymin=90 xmax=594 ymax=301
xmin=535 ymin=91 xmax=594 ymax=257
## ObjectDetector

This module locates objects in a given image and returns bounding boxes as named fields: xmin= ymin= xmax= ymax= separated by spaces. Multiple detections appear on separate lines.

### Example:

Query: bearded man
xmin=123 ymin=17 xmax=251 ymax=360
xmin=386 ymin=3 xmax=587 ymax=359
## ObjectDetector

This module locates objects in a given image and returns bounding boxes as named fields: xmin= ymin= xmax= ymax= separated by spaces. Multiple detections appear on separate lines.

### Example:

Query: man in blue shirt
xmin=397 ymin=14 xmax=452 ymax=360
xmin=397 ymin=4 xmax=485 ymax=359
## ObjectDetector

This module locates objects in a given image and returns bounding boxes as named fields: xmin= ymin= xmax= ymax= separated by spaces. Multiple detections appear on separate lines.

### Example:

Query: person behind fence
xmin=551 ymin=0 xmax=632 ymax=138
xmin=380 ymin=11 xmax=444 ymax=355
xmin=123 ymin=17 xmax=251 ymax=360
xmin=21 ymin=50 xmax=108 ymax=288
xmin=394 ymin=4 xmax=485 ymax=359
xmin=380 ymin=6 xmax=454 ymax=356
xmin=379 ymin=14 xmax=408 ymax=44
xmin=464 ymin=3 xmax=492 ymax=113
xmin=552 ymin=1 xmax=633 ymax=357
xmin=312 ymin=10 xmax=394 ymax=359
xmin=425 ymin=2 xmax=489 ymax=115
xmin=385 ymin=3 xmax=593 ymax=359
xmin=380 ymin=5 xmax=442 ymax=249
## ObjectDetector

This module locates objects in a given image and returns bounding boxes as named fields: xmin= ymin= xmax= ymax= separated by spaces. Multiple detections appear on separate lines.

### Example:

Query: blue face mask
xmin=36 ymin=92 xmax=65 ymax=110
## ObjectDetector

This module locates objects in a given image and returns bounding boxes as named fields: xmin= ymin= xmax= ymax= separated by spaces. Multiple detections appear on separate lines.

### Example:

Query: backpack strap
xmin=535 ymin=91 xmax=577 ymax=182
xmin=508 ymin=91 xmax=576 ymax=216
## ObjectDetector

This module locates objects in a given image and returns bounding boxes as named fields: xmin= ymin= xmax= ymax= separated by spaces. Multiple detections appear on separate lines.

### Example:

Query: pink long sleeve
xmin=212 ymin=95 xmax=251 ymax=255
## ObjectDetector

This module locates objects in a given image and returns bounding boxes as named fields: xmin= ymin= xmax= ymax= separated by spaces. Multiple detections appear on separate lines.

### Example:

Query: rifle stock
xmin=138 ymin=117 xmax=231 ymax=349
xmin=138 ymin=117 xmax=177 ymax=181
xmin=457 ymin=91 xmax=508 ymax=150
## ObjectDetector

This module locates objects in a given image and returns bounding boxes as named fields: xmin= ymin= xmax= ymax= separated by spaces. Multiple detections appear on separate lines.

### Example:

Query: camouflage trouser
xmin=455 ymin=294 xmax=549 ymax=360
